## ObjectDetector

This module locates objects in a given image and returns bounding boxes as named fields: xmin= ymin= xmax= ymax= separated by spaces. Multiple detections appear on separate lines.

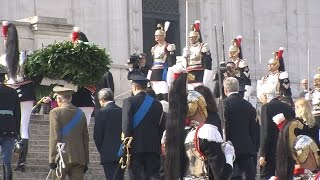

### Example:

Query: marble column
xmin=128 ymin=0 xmax=143 ymax=54
xmin=106 ymin=0 xmax=129 ymax=65
xmin=224 ymin=0 xmax=242 ymax=42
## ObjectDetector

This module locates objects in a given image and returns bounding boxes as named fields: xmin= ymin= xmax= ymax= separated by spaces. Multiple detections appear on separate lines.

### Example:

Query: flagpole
xmin=307 ymin=42 xmax=310 ymax=92
xmin=258 ymin=30 xmax=262 ymax=64
xmin=186 ymin=0 xmax=189 ymax=47
xmin=215 ymin=24 xmax=226 ymax=141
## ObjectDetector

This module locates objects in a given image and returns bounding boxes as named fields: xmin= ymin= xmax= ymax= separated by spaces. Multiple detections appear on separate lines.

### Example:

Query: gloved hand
xmin=84 ymin=164 xmax=88 ymax=173
xmin=49 ymin=163 xmax=57 ymax=170
xmin=182 ymin=47 xmax=189 ymax=58
xmin=222 ymin=141 xmax=235 ymax=168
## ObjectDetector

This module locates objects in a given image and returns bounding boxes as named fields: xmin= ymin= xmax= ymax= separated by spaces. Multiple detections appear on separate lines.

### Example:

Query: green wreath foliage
xmin=24 ymin=41 xmax=112 ymax=86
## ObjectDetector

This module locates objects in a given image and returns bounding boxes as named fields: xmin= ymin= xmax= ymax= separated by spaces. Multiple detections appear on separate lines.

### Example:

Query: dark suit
xmin=260 ymin=98 xmax=295 ymax=180
xmin=122 ymin=91 xmax=163 ymax=180
xmin=299 ymin=89 xmax=311 ymax=98
xmin=94 ymin=102 xmax=124 ymax=180
xmin=72 ymin=87 xmax=94 ymax=107
xmin=139 ymin=64 xmax=151 ymax=77
xmin=224 ymin=93 xmax=257 ymax=180
xmin=206 ymin=112 xmax=222 ymax=134
xmin=94 ymin=71 xmax=115 ymax=110
xmin=214 ymin=75 xmax=244 ymax=99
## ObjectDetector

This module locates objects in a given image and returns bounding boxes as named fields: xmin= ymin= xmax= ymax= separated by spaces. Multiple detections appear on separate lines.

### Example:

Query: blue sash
xmin=61 ymin=108 xmax=82 ymax=138
xmin=153 ymin=62 xmax=168 ymax=81
xmin=118 ymin=95 xmax=154 ymax=157
xmin=132 ymin=95 xmax=154 ymax=129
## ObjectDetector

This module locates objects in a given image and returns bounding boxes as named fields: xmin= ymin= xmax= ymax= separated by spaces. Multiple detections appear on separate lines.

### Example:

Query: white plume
xmin=2 ymin=21 xmax=8 ymax=26
xmin=164 ymin=21 xmax=170 ymax=32
xmin=73 ymin=27 xmax=80 ymax=32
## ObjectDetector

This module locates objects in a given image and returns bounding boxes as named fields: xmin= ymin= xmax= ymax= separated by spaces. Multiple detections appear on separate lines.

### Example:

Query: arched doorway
xmin=142 ymin=0 xmax=180 ymax=65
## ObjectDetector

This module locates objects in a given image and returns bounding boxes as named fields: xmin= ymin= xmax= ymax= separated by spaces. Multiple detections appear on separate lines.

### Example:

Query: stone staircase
xmin=0 ymin=114 xmax=106 ymax=180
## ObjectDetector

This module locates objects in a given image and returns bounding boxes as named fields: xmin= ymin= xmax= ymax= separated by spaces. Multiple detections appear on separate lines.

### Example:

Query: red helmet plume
xmin=2 ymin=21 xmax=9 ymax=38
xmin=71 ymin=27 xmax=80 ymax=43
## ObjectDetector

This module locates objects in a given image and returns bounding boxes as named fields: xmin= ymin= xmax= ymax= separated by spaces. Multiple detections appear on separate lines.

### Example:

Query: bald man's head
xmin=301 ymin=79 xmax=308 ymax=90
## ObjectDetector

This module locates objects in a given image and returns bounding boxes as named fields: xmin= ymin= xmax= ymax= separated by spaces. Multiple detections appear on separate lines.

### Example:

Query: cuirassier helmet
xmin=187 ymin=90 xmax=208 ymax=118
xmin=268 ymin=47 xmax=285 ymax=72
xmin=71 ymin=27 xmax=89 ymax=43
xmin=188 ymin=20 xmax=201 ymax=43
xmin=154 ymin=21 xmax=170 ymax=37
xmin=228 ymin=35 xmax=242 ymax=59
xmin=293 ymin=135 xmax=320 ymax=170
xmin=314 ymin=67 xmax=320 ymax=80
xmin=154 ymin=24 xmax=165 ymax=36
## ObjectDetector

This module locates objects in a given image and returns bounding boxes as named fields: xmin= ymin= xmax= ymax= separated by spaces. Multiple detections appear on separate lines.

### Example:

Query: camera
xmin=127 ymin=54 xmax=140 ymax=70
xmin=127 ymin=54 xmax=145 ymax=80
xmin=213 ymin=62 xmax=232 ymax=81
xmin=217 ymin=61 xmax=233 ymax=73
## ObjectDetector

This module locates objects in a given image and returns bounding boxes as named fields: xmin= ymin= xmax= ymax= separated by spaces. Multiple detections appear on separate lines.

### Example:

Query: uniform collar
xmin=157 ymin=42 xmax=167 ymax=47
xmin=134 ymin=91 xmax=146 ymax=96
xmin=190 ymin=42 xmax=200 ymax=47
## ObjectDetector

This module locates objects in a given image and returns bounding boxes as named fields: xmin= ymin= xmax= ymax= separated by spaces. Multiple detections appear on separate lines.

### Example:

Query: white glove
xmin=182 ymin=47 xmax=189 ymax=58
xmin=305 ymin=92 xmax=311 ymax=101
xmin=222 ymin=141 xmax=235 ymax=168
xmin=244 ymin=85 xmax=253 ymax=97
xmin=269 ymin=176 xmax=278 ymax=180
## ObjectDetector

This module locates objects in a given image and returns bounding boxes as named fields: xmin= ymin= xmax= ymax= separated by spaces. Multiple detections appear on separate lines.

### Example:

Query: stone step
xmin=29 ymin=124 xmax=95 ymax=131
xmin=29 ymin=140 xmax=97 ymax=147
xmin=29 ymin=134 xmax=95 ymax=142
xmin=0 ymin=164 xmax=104 ymax=174
xmin=29 ymin=127 xmax=96 ymax=137
xmin=0 ymin=171 xmax=106 ymax=180
xmin=0 ymin=115 xmax=108 ymax=180
xmin=27 ymin=151 xmax=101 ymax=162
xmin=12 ymin=158 xmax=101 ymax=166
xmin=30 ymin=115 xmax=95 ymax=122
xmin=29 ymin=119 xmax=96 ymax=127
xmin=28 ymin=145 xmax=98 ymax=153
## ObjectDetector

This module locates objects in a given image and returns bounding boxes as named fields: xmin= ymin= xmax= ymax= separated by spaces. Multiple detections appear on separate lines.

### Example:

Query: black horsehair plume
xmin=5 ymin=23 xmax=19 ymax=79
xmin=165 ymin=73 xmax=188 ymax=180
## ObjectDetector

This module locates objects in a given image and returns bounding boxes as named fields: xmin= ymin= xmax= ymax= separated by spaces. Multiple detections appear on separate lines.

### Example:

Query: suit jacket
xmin=206 ymin=112 xmax=222 ymax=135
xmin=224 ymin=93 xmax=257 ymax=155
xmin=0 ymin=84 xmax=21 ymax=137
xmin=299 ymin=89 xmax=311 ymax=98
xmin=93 ymin=102 xmax=122 ymax=164
xmin=214 ymin=75 xmax=243 ymax=99
xmin=140 ymin=64 xmax=151 ymax=77
xmin=260 ymin=98 xmax=295 ymax=160
xmin=72 ymin=87 xmax=94 ymax=107
xmin=94 ymin=71 xmax=115 ymax=110
xmin=122 ymin=91 xmax=163 ymax=154
xmin=49 ymin=102 xmax=89 ymax=165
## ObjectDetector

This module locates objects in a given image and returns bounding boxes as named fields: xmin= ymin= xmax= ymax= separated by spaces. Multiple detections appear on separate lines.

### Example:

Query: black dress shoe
xmin=14 ymin=163 xmax=26 ymax=172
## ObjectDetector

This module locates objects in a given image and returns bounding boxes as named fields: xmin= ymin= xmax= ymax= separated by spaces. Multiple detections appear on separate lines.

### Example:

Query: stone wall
xmin=1 ymin=0 xmax=319 ymax=99
xmin=179 ymin=0 xmax=320 ymax=98
xmin=0 ymin=16 xmax=132 ymax=98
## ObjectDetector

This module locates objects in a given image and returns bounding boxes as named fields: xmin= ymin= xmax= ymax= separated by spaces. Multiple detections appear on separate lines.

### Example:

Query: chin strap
xmin=55 ymin=142 xmax=66 ymax=178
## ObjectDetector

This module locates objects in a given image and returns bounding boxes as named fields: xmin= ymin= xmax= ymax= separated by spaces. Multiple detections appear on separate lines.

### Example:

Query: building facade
xmin=0 ymin=0 xmax=319 ymax=99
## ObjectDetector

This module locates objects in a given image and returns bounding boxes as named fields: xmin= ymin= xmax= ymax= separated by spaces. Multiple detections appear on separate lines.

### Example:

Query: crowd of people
xmin=0 ymin=19 xmax=319 ymax=180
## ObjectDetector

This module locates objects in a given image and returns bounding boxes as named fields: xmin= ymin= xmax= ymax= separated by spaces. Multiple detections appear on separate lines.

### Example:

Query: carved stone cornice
xmin=18 ymin=16 xmax=73 ymax=36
